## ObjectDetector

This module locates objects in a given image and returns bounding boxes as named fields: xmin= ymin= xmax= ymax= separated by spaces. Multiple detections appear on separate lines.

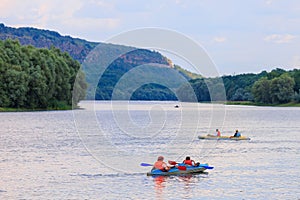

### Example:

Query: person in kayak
xmin=231 ymin=129 xmax=241 ymax=137
xmin=207 ymin=129 xmax=221 ymax=137
xmin=183 ymin=156 xmax=200 ymax=166
xmin=152 ymin=156 xmax=170 ymax=172
xmin=216 ymin=129 xmax=221 ymax=136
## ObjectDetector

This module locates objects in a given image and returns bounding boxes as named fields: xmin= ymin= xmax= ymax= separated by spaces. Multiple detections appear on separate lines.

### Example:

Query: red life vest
xmin=183 ymin=160 xmax=193 ymax=166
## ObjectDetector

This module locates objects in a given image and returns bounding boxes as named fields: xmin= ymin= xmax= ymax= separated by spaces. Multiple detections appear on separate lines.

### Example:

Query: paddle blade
xmin=140 ymin=163 xmax=153 ymax=167
xmin=203 ymin=166 xmax=214 ymax=169
xmin=168 ymin=160 xmax=177 ymax=165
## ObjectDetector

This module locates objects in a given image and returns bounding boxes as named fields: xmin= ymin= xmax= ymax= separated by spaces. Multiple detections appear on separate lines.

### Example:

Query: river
xmin=0 ymin=101 xmax=299 ymax=199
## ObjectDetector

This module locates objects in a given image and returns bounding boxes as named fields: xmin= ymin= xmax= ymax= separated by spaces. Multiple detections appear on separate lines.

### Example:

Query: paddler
xmin=152 ymin=156 xmax=170 ymax=172
xmin=231 ymin=129 xmax=241 ymax=137
xmin=207 ymin=129 xmax=221 ymax=137
xmin=183 ymin=156 xmax=200 ymax=166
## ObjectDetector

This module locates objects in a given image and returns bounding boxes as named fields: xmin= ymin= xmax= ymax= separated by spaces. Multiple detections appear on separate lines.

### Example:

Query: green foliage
xmin=181 ymin=68 xmax=298 ymax=105
xmin=291 ymin=69 xmax=300 ymax=92
xmin=294 ymin=90 xmax=300 ymax=103
xmin=177 ymin=78 xmax=210 ymax=102
xmin=1 ymin=23 xmax=202 ymax=102
xmin=270 ymin=74 xmax=295 ymax=104
xmin=131 ymin=83 xmax=177 ymax=100
xmin=252 ymin=77 xmax=272 ymax=104
xmin=222 ymin=72 xmax=265 ymax=101
xmin=0 ymin=39 xmax=87 ymax=109
xmin=93 ymin=49 xmax=183 ymax=100
xmin=252 ymin=74 xmax=295 ymax=104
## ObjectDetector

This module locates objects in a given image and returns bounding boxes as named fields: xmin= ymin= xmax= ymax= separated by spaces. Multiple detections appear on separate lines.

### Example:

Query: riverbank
xmin=225 ymin=101 xmax=300 ymax=107
xmin=0 ymin=105 xmax=73 ymax=112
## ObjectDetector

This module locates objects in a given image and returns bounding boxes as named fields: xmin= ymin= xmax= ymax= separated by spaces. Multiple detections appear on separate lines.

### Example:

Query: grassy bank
xmin=225 ymin=101 xmax=300 ymax=107
xmin=0 ymin=105 xmax=73 ymax=112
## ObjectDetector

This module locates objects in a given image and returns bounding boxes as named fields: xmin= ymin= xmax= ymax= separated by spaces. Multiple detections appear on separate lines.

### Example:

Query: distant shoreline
xmin=0 ymin=106 xmax=73 ymax=112
xmin=225 ymin=101 xmax=300 ymax=107
xmin=1 ymin=101 xmax=300 ymax=112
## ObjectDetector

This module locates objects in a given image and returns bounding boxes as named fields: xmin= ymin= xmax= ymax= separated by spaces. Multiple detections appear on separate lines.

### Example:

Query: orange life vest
xmin=154 ymin=161 xmax=166 ymax=170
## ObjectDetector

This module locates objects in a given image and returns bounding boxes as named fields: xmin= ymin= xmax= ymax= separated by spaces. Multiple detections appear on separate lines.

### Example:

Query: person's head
xmin=157 ymin=156 xmax=164 ymax=161
xmin=185 ymin=156 xmax=190 ymax=160
xmin=216 ymin=129 xmax=218 ymax=131
xmin=236 ymin=130 xmax=239 ymax=133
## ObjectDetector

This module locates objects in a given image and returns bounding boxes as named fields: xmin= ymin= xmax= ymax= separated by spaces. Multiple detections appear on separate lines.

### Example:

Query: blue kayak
xmin=147 ymin=163 xmax=213 ymax=176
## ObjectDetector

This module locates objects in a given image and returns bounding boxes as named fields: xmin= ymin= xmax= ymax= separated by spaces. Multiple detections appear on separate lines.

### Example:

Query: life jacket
xmin=236 ymin=132 xmax=241 ymax=137
xmin=183 ymin=160 xmax=193 ymax=166
xmin=154 ymin=161 xmax=166 ymax=170
xmin=217 ymin=131 xmax=221 ymax=136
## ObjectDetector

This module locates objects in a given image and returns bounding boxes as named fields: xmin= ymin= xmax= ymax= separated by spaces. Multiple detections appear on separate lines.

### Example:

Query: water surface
xmin=0 ymin=101 xmax=299 ymax=199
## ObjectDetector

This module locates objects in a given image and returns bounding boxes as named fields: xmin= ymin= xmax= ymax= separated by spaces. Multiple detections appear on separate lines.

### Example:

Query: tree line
xmin=0 ymin=39 xmax=87 ymax=109
xmin=177 ymin=68 xmax=300 ymax=104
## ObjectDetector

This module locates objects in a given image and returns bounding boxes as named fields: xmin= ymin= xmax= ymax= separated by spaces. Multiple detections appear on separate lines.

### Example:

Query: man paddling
xmin=152 ymin=156 xmax=170 ymax=172
xmin=230 ymin=129 xmax=241 ymax=138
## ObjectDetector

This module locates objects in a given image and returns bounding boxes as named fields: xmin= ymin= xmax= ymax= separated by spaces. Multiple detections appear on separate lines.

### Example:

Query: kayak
xmin=198 ymin=135 xmax=250 ymax=140
xmin=146 ymin=164 xmax=211 ymax=176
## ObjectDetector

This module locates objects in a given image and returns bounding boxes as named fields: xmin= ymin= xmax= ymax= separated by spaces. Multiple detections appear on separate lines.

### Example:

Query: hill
xmin=0 ymin=23 xmax=200 ymax=101
xmin=0 ymin=23 xmax=97 ymax=63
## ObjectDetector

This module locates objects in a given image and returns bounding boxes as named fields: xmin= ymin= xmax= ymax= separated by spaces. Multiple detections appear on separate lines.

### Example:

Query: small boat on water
xmin=198 ymin=135 xmax=250 ymax=140
xmin=146 ymin=163 xmax=213 ymax=176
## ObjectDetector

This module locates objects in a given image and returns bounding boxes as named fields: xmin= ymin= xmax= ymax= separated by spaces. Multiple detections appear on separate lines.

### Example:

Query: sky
xmin=0 ymin=0 xmax=300 ymax=75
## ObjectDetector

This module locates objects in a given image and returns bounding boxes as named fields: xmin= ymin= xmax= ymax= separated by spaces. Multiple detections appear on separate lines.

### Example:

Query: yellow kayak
xmin=198 ymin=135 xmax=250 ymax=140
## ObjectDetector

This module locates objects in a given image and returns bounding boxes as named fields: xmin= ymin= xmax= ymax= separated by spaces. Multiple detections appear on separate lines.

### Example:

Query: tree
xmin=270 ymin=74 xmax=295 ymax=104
xmin=252 ymin=77 xmax=272 ymax=104
xmin=293 ymin=69 xmax=300 ymax=92
xmin=0 ymin=39 xmax=87 ymax=109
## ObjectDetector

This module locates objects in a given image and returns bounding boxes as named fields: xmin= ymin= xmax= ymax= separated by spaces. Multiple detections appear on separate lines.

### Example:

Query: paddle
xmin=140 ymin=163 xmax=153 ymax=167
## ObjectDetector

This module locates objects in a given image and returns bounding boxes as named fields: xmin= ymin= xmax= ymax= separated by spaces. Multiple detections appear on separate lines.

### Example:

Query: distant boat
xmin=198 ymin=135 xmax=250 ymax=140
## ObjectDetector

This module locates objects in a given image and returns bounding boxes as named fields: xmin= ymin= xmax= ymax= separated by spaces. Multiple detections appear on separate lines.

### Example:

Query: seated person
xmin=233 ymin=129 xmax=241 ymax=137
xmin=183 ymin=156 xmax=199 ymax=166
xmin=208 ymin=129 xmax=221 ymax=137
xmin=216 ymin=129 xmax=221 ymax=136
xmin=152 ymin=156 xmax=170 ymax=171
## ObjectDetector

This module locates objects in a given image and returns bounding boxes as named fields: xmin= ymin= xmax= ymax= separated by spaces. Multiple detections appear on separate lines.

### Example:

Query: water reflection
xmin=152 ymin=174 xmax=207 ymax=199
xmin=153 ymin=176 xmax=167 ymax=200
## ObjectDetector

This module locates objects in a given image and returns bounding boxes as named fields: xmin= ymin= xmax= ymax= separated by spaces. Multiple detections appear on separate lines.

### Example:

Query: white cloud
xmin=213 ymin=37 xmax=227 ymax=43
xmin=265 ymin=0 xmax=274 ymax=5
xmin=264 ymin=34 xmax=296 ymax=43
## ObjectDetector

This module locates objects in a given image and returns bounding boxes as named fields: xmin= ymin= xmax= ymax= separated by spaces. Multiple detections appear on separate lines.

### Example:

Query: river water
xmin=0 ymin=101 xmax=299 ymax=199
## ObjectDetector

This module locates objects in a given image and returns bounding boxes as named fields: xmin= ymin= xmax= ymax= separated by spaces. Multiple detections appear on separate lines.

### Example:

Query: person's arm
xmin=192 ymin=160 xmax=196 ymax=166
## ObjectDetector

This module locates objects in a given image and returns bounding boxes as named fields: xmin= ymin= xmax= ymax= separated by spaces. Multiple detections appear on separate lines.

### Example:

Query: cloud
xmin=265 ymin=0 xmax=274 ymax=5
xmin=264 ymin=34 xmax=297 ymax=43
xmin=213 ymin=37 xmax=227 ymax=43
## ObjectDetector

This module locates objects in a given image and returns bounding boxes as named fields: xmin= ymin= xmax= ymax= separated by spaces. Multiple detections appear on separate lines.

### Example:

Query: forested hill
xmin=0 ymin=23 xmax=98 ymax=63
xmin=0 ymin=23 xmax=201 ymax=102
